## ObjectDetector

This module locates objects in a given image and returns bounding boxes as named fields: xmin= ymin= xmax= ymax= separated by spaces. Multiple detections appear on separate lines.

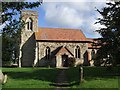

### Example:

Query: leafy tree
xmin=96 ymin=1 xmax=120 ymax=66
xmin=1 ymin=1 xmax=42 ymax=66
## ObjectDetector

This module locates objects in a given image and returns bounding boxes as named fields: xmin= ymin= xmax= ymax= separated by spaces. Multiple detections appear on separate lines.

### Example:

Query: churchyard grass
xmin=2 ymin=68 xmax=58 ymax=89
xmin=1 ymin=66 xmax=120 ymax=89
xmin=66 ymin=66 xmax=120 ymax=89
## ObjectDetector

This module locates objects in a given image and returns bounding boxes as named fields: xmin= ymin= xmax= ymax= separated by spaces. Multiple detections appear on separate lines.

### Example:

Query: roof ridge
xmin=38 ymin=27 xmax=83 ymax=31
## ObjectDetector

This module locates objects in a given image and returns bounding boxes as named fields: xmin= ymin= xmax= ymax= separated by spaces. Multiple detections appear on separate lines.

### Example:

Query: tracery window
xmin=75 ymin=46 xmax=80 ymax=59
xmin=91 ymin=49 xmax=95 ymax=60
xmin=46 ymin=47 xmax=51 ymax=60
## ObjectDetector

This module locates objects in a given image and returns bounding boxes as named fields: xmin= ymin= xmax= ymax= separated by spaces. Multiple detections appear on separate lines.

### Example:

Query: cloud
xmin=42 ymin=1 xmax=106 ymax=38
xmin=44 ymin=0 xmax=107 ymax=2
xmin=44 ymin=3 xmax=83 ymax=28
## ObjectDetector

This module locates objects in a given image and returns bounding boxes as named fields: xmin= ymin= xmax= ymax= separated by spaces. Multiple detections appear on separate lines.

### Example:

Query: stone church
xmin=18 ymin=10 xmax=99 ymax=67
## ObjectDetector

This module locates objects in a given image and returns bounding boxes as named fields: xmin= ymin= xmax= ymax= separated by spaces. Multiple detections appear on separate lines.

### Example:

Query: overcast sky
xmin=36 ymin=0 xmax=107 ymax=38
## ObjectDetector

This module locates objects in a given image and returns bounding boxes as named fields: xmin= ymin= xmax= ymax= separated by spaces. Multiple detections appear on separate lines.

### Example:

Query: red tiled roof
xmin=88 ymin=43 xmax=92 ymax=48
xmin=86 ymin=38 xmax=94 ymax=42
xmin=87 ymin=38 xmax=101 ymax=49
xmin=35 ymin=27 xmax=86 ymax=41
xmin=88 ymin=44 xmax=101 ymax=49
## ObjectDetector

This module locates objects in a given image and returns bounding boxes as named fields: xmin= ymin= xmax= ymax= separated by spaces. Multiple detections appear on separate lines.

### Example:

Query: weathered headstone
xmin=0 ymin=70 xmax=7 ymax=84
xmin=0 ymin=70 xmax=4 ymax=84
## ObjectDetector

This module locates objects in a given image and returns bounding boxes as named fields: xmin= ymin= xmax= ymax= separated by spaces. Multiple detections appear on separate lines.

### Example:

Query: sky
xmin=32 ymin=0 xmax=108 ymax=38
xmin=0 ymin=0 xmax=110 ymax=38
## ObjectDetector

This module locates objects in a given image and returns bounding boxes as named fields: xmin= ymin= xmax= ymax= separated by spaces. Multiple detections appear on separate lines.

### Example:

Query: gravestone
xmin=0 ymin=70 xmax=7 ymax=84
xmin=0 ymin=70 xmax=4 ymax=84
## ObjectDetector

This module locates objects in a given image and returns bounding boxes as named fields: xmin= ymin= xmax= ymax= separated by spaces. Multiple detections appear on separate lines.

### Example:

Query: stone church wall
xmin=21 ymin=32 xmax=36 ymax=67
xmin=36 ymin=42 xmax=88 ymax=67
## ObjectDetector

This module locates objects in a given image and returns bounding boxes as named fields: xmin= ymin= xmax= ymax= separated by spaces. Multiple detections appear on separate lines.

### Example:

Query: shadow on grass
xmin=2 ymin=68 xmax=59 ymax=83
xmin=2 ymin=66 xmax=120 ymax=88
xmin=83 ymin=66 xmax=120 ymax=81
xmin=66 ymin=66 xmax=120 ymax=83
xmin=3 ymin=68 xmax=81 ymax=87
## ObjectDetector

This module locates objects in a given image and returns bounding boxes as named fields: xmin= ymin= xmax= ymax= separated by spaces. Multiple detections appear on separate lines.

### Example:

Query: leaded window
xmin=75 ymin=46 xmax=80 ymax=59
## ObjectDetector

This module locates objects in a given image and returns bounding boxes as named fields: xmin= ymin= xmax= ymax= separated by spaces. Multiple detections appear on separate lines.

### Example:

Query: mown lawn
xmin=66 ymin=66 xmax=120 ymax=89
xmin=1 ymin=66 xmax=120 ymax=89
xmin=2 ymin=68 xmax=59 ymax=89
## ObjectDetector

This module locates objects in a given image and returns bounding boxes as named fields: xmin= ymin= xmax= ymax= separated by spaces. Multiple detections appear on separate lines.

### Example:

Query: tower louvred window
xmin=30 ymin=20 xmax=33 ymax=30
xmin=26 ymin=18 xmax=33 ymax=31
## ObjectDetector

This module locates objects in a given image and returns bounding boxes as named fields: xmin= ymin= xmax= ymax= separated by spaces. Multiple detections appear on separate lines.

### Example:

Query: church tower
xmin=21 ymin=10 xmax=38 ymax=32
xmin=19 ymin=10 xmax=38 ymax=67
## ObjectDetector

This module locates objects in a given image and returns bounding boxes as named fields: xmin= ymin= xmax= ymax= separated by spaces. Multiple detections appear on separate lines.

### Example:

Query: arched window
xmin=26 ymin=18 xmax=33 ymax=31
xmin=75 ymin=46 xmax=80 ymax=59
xmin=91 ymin=49 xmax=95 ymax=60
xmin=46 ymin=47 xmax=51 ymax=60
